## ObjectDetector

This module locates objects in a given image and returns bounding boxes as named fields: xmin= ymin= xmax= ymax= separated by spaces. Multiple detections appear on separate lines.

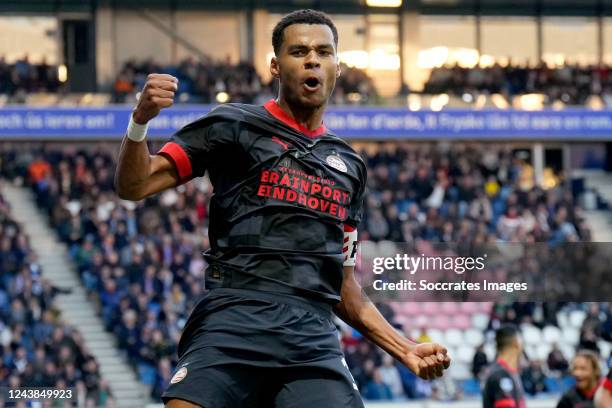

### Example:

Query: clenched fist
xmin=401 ymin=343 xmax=451 ymax=380
xmin=132 ymin=74 xmax=178 ymax=124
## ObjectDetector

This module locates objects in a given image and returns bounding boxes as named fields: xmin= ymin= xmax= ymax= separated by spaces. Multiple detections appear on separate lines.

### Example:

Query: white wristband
xmin=126 ymin=115 xmax=148 ymax=142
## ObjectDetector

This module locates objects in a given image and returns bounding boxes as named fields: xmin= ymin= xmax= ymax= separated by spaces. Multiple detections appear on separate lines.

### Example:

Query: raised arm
xmin=114 ymin=74 xmax=180 ymax=201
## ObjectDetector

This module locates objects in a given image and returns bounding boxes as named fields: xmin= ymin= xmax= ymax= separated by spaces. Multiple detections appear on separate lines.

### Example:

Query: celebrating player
xmin=114 ymin=9 xmax=451 ymax=408
xmin=482 ymin=325 xmax=526 ymax=408
xmin=557 ymin=350 xmax=603 ymax=408
xmin=594 ymin=368 xmax=612 ymax=408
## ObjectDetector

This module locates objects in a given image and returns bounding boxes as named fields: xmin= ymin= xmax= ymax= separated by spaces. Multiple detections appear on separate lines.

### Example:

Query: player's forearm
xmin=335 ymin=267 xmax=416 ymax=360
xmin=114 ymin=135 xmax=154 ymax=200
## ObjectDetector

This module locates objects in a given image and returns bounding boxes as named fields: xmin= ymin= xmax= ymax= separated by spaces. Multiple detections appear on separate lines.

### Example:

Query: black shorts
xmin=161 ymin=288 xmax=364 ymax=408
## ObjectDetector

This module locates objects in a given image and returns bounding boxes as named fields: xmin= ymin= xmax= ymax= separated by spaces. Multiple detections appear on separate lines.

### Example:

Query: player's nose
xmin=304 ymin=51 xmax=321 ymax=69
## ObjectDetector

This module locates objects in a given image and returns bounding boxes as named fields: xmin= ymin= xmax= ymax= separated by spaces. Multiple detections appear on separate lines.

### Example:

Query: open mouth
xmin=303 ymin=77 xmax=321 ymax=91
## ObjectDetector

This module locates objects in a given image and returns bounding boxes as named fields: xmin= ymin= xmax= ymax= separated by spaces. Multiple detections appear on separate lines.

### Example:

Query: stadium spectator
xmin=0 ymin=187 xmax=111 ymax=406
xmin=472 ymin=344 xmax=489 ymax=379
xmin=363 ymin=368 xmax=393 ymax=400
xmin=379 ymin=354 xmax=405 ymax=399
xmin=109 ymin=58 xmax=377 ymax=105
xmin=1 ymin=141 xmax=601 ymax=401
xmin=423 ymin=62 xmax=612 ymax=106
xmin=521 ymin=360 xmax=549 ymax=396
xmin=547 ymin=343 xmax=569 ymax=375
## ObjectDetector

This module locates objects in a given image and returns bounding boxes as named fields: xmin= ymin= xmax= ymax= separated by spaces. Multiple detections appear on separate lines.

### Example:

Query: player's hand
xmin=401 ymin=343 xmax=451 ymax=380
xmin=133 ymin=73 xmax=178 ymax=124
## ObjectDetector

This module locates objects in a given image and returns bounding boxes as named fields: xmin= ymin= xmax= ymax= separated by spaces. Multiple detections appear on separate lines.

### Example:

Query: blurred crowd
xmin=424 ymin=62 xmax=612 ymax=105
xmin=0 ymin=185 xmax=113 ymax=407
xmin=0 ymin=55 xmax=61 ymax=97
xmin=1 ymin=140 xmax=601 ymax=402
xmin=112 ymin=58 xmax=377 ymax=105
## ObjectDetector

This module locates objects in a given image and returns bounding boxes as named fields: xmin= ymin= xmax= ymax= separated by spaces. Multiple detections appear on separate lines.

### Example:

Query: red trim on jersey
xmin=582 ymin=379 xmax=603 ymax=399
xmin=343 ymin=224 xmax=356 ymax=232
xmin=493 ymin=399 xmax=516 ymax=408
xmin=159 ymin=142 xmax=192 ymax=181
xmin=263 ymin=99 xmax=327 ymax=138
xmin=604 ymin=378 xmax=612 ymax=392
xmin=497 ymin=358 xmax=518 ymax=375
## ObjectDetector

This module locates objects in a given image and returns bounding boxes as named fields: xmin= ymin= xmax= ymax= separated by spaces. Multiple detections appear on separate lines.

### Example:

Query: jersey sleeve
xmin=344 ymin=163 xmax=367 ymax=229
xmin=604 ymin=368 xmax=612 ymax=392
xmin=484 ymin=373 xmax=518 ymax=408
xmin=157 ymin=113 xmax=236 ymax=183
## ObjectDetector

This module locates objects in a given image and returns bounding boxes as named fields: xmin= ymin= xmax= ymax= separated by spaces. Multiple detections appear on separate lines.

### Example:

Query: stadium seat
xmin=431 ymin=315 xmax=452 ymax=330
xmin=401 ymin=302 xmax=422 ymax=316
xmin=521 ymin=324 xmax=542 ymax=346
xmin=443 ymin=329 xmax=464 ymax=347
xmin=413 ymin=314 xmax=430 ymax=329
xmin=456 ymin=345 xmax=475 ymax=364
xmin=452 ymin=314 xmax=472 ymax=330
xmin=440 ymin=302 xmax=457 ymax=314
xmin=428 ymin=329 xmax=445 ymax=343
xmin=563 ymin=328 xmax=580 ymax=346
xmin=556 ymin=311 xmax=570 ymax=329
xmin=472 ymin=313 xmax=490 ymax=330
xmin=568 ymin=310 xmax=587 ymax=329
xmin=479 ymin=302 xmax=494 ymax=313
xmin=598 ymin=340 xmax=611 ymax=359
xmin=449 ymin=362 xmax=472 ymax=380
xmin=536 ymin=343 xmax=552 ymax=361
xmin=420 ymin=302 xmax=441 ymax=316
xmin=463 ymin=328 xmax=485 ymax=347
xmin=561 ymin=376 xmax=577 ymax=392
xmin=542 ymin=325 xmax=562 ymax=344
xmin=459 ymin=302 xmax=479 ymax=314
xmin=461 ymin=379 xmax=482 ymax=396
xmin=483 ymin=342 xmax=497 ymax=361
xmin=545 ymin=377 xmax=562 ymax=394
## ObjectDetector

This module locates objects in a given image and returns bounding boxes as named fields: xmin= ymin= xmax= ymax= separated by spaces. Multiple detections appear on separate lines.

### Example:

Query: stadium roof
xmin=4 ymin=0 xmax=612 ymax=16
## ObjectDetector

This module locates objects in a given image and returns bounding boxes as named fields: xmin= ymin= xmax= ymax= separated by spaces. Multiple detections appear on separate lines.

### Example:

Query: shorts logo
xmin=170 ymin=367 xmax=188 ymax=384
xmin=326 ymin=155 xmax=347 ymax=173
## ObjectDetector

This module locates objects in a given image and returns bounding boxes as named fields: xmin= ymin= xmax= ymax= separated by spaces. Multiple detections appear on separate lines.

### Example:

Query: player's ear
xmin=336 ymin=61 xmax=341 ymax=79
xmin=270 ymin=56 xmax=280 ymax=79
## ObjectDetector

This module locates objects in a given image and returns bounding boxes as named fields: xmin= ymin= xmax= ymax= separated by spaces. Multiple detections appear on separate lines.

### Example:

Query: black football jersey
xmin=158 ymin=100 xmax=367 ymax=303
xmin=557 ymin=378 xmax=605 ymax=408
xmin=482 ymin=359 xmax=526 ymax=408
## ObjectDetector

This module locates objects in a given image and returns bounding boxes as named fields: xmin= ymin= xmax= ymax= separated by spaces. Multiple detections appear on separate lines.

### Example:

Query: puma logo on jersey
xmin=272 ymin=136 xmax=290 ymax=150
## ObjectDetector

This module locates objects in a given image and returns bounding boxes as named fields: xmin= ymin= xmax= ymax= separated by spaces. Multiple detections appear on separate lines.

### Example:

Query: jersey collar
xmin=263 ymin=99 xmax=327 ymax=138
xmin=580 ymin=379 xmax=603 ymax=399
xmin=497 ymin=357 xmax=518 ymax=374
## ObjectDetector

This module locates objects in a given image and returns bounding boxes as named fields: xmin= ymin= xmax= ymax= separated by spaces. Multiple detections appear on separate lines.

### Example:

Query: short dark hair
xmin=495 ymin=324 xmax=519 ymax=351
xmin=272 ymin=9 xmax=338 ymax=55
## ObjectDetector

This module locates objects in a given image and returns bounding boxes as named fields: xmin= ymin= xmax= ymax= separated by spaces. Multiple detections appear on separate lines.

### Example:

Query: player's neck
xmin=498 ymin=352 xmax=519 ymax=372
xmin=275 ymin=97 xmax=325 ymax=131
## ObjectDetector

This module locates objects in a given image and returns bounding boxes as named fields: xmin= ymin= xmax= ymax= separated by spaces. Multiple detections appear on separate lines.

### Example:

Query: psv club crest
xmin=326 ymin=154 xmax=347 ymax=173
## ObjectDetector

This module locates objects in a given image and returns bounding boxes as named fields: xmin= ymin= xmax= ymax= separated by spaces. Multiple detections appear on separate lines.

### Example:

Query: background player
xmin=595 ymin=368 xmax=612 ymax=408
xmin=557 ymin=350 xmax=603 ymax=408
xmin=114 ymin=9 xmax=451 ymax=408
xmin=482 ymin=325 xmax=526 ymax=408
